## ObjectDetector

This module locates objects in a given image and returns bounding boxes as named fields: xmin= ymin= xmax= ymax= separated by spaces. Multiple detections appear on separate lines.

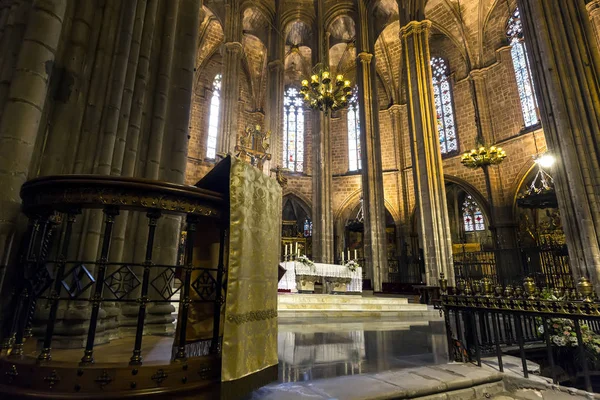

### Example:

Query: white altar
xmin=278 ymin=261 xmax=362 ymax=293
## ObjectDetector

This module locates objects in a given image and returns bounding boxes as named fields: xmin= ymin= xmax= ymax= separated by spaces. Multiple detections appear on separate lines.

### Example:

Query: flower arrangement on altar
xmin=297 ymin=255 xmax=315 ymax=268
xmin=344 ymin=260 xmax=360 ymax=272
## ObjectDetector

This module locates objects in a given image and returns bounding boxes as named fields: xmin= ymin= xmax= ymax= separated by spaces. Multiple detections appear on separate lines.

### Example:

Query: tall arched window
xmin=347 ymin=94 xmax=361 ymax=171
xmin=462 ymin=195 xmax=485 ymax=232
xmin=431 ymin=57 xmax=458 ymax=155
xmin=283 ymin=87 xmax=305 ymax=172
xmin=507 ymin=8 xmax=538 ymax=128
xmin=206 ymin=73 xmax=222 ymax=159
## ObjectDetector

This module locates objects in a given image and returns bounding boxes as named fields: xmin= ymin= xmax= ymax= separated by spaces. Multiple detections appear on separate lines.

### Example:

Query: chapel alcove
xmin=281 ymin=195 xmax=313 ymax=258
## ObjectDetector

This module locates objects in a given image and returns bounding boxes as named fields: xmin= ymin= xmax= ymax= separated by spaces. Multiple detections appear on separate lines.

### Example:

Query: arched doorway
xmin=281 ymin=195 xmax=312 ymax=258
xmin=340 ymin=201 xmax=397 ymax=263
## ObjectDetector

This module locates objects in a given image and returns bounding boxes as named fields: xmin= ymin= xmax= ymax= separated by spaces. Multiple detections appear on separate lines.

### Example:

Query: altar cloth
xmin=278 ymin=261 xmax=362 ymax=293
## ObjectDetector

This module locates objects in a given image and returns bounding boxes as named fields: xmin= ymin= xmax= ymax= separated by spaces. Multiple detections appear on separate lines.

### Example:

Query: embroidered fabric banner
xmin=221 ymin=157 xmax=281 ymax=382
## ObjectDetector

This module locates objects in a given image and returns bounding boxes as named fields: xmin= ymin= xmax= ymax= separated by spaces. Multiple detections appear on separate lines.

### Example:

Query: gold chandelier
xmin=461 ymin=145 xmax=507 ymax=169
xmin=300 ymin=63 xmax=353 ymax=115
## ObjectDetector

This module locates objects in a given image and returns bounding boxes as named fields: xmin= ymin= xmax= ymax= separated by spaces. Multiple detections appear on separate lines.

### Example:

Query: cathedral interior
xmin=0 ymin=0 xmax=600 ymax=399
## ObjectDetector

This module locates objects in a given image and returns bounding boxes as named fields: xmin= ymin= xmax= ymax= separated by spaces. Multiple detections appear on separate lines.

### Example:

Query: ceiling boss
xmin=300 ymin=63 xmax=353 ymax=115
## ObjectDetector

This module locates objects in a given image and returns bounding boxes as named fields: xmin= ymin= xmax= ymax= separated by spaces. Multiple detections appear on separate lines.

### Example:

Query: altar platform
xmin=277 ymin=294 xmax=438 ymax=318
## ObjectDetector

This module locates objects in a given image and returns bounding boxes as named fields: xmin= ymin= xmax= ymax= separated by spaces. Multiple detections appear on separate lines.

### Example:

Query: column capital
xmin=267 ymin=59 xmax=284 ymax=71
xmin=469 ymin=68 xmax=489 ymax=81
xmin=357 ymin=51 xmax=373 ymax=64
xmin=587 ymin=0 xmax=600 ymax=17
xmin=400 ymin=20 xmax=432 ymax=39
xmin=223 ymin=41 xmax=243 ymax=54
xmin=388 ymin=103 xmax=403 ymax=115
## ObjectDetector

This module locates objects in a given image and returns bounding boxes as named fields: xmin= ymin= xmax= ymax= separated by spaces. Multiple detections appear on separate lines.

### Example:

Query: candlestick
xmin=295 ymin=242 xmax=298 ymax=254
xmin=284 ymin=244 xmax=288 ymax=256
xmin=341 ymin=251 xmax=345 ymax=263
xmin=347 ymin=250 xmax=350 ymax=260
xmin=354 ymin=249 xmax=357 ymax=260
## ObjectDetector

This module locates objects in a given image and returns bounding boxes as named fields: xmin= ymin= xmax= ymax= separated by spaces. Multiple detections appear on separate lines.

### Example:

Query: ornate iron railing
xmin=0 ymin=175 xmax=227 ymax=398
xmin=438 ymin=274 xmax=599 ymax=393
xmin=453 ymin=242 xmax=573 ymax=289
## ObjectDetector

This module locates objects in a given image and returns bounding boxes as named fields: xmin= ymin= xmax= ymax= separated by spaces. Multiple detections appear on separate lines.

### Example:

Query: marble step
xmin=277 ymin=310 xmax=441 ymax=318
xmin=277 ymin=302 xmax=426 ymax=311
xmin=277 ymin=294 xmax=410 ymax=305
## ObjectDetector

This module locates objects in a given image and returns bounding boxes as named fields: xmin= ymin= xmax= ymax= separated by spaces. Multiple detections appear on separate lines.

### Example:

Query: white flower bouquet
xmin=344 ymin=260 xmax=360 ymax=272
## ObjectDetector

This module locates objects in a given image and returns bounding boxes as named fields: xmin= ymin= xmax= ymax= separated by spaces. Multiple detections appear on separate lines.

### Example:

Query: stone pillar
xmin=39 ymin=0 xmax=95 ymax=175
xmin=389 ymin=104 xmax=411 ymax=240
xmin=516 ymin=0 xmax=600 ymax=288
xmin=311 ymin=113 xmax=334 ymax=263
xmin=265 ymin=60 xmax=283 ymax=169
xmin=355 ymin=0 xmax=388 ymax=291
xmin=400 ymin=19 xmax=454 ymax=286
xmin=587 ymin=0 xmax=600 ymax=47
xmin=311 ymin=0 xmax=334 ymax=264
xmin=217 ymin=0 xmax=242 ymax=156
xmin=265 ymin=0 xmax=284 ymax=172
xmin=0 ymin=0 xmax=67 ymax=288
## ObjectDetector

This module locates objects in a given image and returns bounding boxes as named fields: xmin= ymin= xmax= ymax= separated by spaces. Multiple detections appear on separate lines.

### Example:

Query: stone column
xmin=389 ymin=104 xmax=411 ymax=239
xmin=311 ymin=0 xmax=334 ymax=264
xmin=400 ymin=19 xmax=454 ymax=286
xmin=264 ymin=0 xmax=283 ymax=172
xmin=265 ymin=59 xmax=283 ymax=168
xmin=587 ymin=0 xmax=600 ymax=47
xmin=38 ymin=0 xmax=95 ymax=175
xmin=516 ymin=0 xmax=600 ymax=288
xmin=311 ymin=113 xmax=334 ymax=263
xmin=216 ymin=0 xmax=242 ymax=156
xmin=0 ymin=0 xmax=67 ymax=288
xmin=355 ymin=0 xmax=388 ymax=291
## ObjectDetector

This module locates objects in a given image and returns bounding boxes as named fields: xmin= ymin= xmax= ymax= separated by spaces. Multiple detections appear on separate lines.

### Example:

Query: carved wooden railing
xmin=0 ymin=175 xmax=226 ymax=398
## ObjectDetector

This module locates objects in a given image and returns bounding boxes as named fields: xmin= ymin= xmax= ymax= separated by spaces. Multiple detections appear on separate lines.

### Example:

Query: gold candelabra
xmin=460 ymin=145 xmax=507 ymax=169
xmin=300 ymin=63 xmax=353 ymax=115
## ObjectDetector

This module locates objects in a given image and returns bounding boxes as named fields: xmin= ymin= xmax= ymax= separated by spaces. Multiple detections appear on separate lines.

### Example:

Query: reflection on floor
xmin=276 ymin=317 xmax=448 ymax=383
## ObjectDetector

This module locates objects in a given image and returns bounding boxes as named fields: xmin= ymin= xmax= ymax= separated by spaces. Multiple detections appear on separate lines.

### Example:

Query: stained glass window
xmin=303 ymin=218 xmax=313 ymax=237
xmin=206 ymin=73 xmax=222 ymax=159
xmin=431 ymin=57 xmax=458 ymax=155
xmin=507 ymin=8 xmax=539 ymax=128
xmin=347 ymin=93 xmax=361 ymax=171
xmin=463 ymin=195 xmax=486 ymax=232
xmin=283 ymin=87 xmax=304 ymax=172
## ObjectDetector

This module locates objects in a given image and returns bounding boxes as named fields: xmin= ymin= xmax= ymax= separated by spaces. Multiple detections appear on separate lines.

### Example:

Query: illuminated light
xmin=535 ymin=153 xmax=556 ymax=169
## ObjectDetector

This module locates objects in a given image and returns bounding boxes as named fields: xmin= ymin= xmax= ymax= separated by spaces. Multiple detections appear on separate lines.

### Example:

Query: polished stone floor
xmin=275 ymin=317 xmax=448 ymax=383
xmin=246 ymin=316 xmax=449 ymax=399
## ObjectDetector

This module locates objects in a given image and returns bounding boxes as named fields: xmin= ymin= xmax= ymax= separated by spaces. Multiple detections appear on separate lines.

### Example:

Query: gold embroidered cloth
xmin=221 ymin=157 xmax=281 ymax=382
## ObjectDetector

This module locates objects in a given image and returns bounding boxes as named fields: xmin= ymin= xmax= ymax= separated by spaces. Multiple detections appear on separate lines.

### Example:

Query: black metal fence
xmin=439 ymin=277 xmax=600 ymax=393
xmin=453 ymin=241 xmax=573 ymax=290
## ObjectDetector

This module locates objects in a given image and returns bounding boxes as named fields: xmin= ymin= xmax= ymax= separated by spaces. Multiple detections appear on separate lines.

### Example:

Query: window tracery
xmin=431 ymin=57 xmax=458 ymax=155
xmin=347 ymin=94 xmax=361 ymax=172
xmin=462 ymin=195 xmax=486 ymax=232
xmin=507 ymin=8 xmax=539 ymax=128
xmin=206 ymin=73 xmax=222 ymax=159
xmin=283 ymin=87 xmax=305 ymax=172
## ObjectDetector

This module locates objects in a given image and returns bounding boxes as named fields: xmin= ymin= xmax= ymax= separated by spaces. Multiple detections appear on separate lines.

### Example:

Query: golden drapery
xmin=221 ymin=157 xmax=281 ymax=382
xmin=191 ymin=156 xmax=281 ymax=396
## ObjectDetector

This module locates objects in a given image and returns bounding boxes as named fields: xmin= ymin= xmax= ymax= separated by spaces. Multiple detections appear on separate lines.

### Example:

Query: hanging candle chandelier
xmin=300 ymin=63 xmax=353 ymax=115
xmin=460 ymin=144 xmax=507 ymax=169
